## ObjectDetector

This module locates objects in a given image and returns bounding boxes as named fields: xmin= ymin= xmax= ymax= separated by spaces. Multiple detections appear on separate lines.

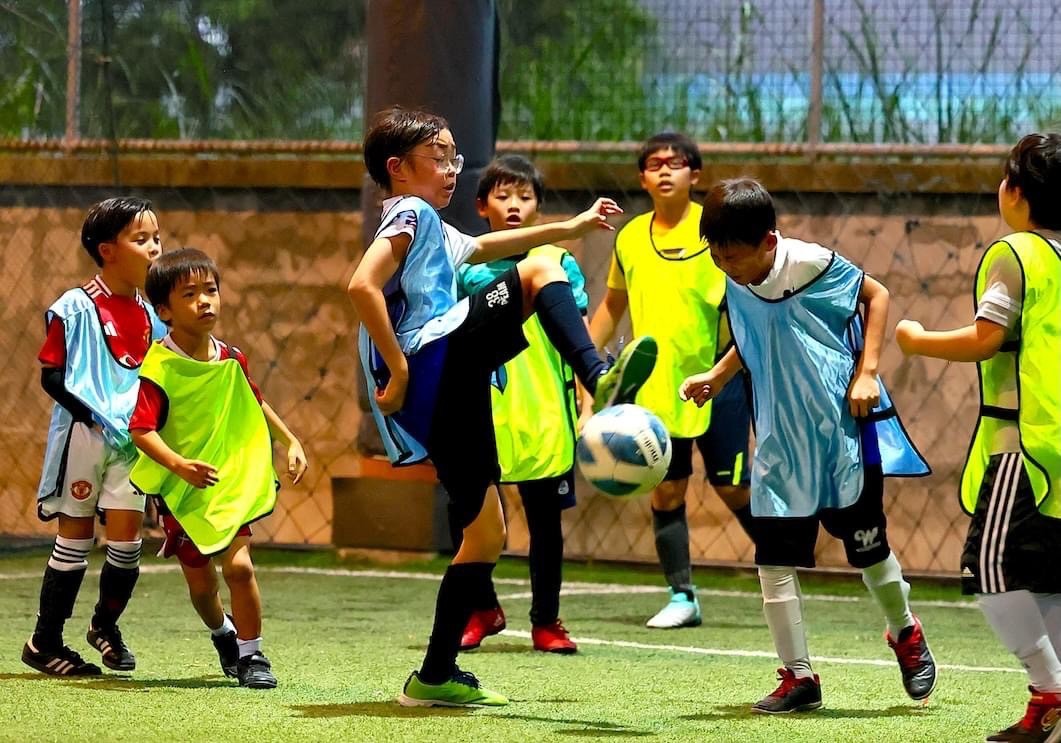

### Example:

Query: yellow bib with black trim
xmin=961 ymin=232 xmax=1061 ymax=517
xmin=493 ymin=245 xmax=578 ymax=481
xmin=614 ymin=203 xmax=727 ymax=436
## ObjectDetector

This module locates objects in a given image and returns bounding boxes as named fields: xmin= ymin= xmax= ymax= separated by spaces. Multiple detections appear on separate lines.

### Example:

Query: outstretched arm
xmin=262 ymin=401 xmax=308 ymax=484
xmin=469 ymin=198 xmax=623 ymax=264
xmin=895 ymin=319 xmax=1006 ymax=362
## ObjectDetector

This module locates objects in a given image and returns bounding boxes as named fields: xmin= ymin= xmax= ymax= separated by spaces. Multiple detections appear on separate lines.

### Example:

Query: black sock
xmin=420 ymin=562 xmax=494 ymax=684
xmin=520 ymin=483 xmax=564 ymax=626
xmin=446 ymin=506 xmax=498 ymax=611
xmin=653 ymin=504 xmax=693 ymax=597
xmin=34 ymin=565 xmax=87 ymax=650
xmin=91 ymin=562 xmax=139 ymax=630
xmin=534 ymin=282 xmax=605 ymax=392
xmin=732 ymin=503 xmax=757 ymax=541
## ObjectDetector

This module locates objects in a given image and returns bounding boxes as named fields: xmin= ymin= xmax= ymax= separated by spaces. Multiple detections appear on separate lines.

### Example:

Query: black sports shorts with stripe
xmin=961 ymin=451 xmax=1061 ymax=595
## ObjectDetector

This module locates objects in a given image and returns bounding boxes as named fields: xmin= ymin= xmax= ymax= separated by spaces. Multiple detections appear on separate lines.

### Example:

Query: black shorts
xmin=514 ymin=469 xmax=577 ymax=510
xmin=665 ymin=374 xmax=752 ymax=485
xmin=752 ymin=465 xmax=890 ymax=569
xmin=961 ymin=452 xmax=1061 ymax=595
xmin=428 ymin=266 xmax=528 ymax=529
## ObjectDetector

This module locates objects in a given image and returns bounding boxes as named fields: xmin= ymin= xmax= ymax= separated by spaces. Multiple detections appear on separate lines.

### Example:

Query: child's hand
xmin=680 ymin=371 xmax=721 ymax=408
xmin=287 ymin=439 xmax=308 ymax=484
xmin=569 ymin=198 xmax=624 ymax=236
xmin=894 ymin=319 xmax=924 ymax=356
xmin=847 ymin=373 xmax=881 ymax=418
xmin=376 ymin=366 xmax=409 ymax=415
xmin=175 ymin=458 xmax=219 ymax=489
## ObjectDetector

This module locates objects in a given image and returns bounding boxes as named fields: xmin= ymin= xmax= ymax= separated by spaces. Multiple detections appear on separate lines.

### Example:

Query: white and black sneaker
xmin=22 ymin=637 xmax=101 ymax=676
xmin=87 ymin=624 xmax=136 ymax=671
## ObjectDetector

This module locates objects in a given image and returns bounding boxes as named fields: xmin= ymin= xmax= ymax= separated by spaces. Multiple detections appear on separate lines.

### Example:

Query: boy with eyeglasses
xmin=588 ymin=132 xmax=754 ymax=630
xmin=349 ymin=107 xmax=657 ymax=707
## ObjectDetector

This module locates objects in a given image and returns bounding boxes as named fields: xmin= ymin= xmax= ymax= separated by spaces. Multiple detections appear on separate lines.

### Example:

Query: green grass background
xmin=0 ymin=547 xmax=1027 ymax=742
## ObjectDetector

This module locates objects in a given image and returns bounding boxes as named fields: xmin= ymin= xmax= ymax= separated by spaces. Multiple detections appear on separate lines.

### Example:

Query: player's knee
xmin=714 ymin=483 xmax=751 ymax=510
xmin=758 ymin=565 xmax=799 ymax=595
xmin=221 ymin=558 xmax=255 ymax=586
xmin=518 ymin=254 xmax=567 ymax=292
xmin=651 ymin=479 xmax=687 ymax=511
xmin=460 ymin=522 xmax=506 ymax=560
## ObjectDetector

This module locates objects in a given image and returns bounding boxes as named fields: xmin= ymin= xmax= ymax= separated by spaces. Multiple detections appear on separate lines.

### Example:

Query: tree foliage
xmin=0 ymin=0 xmax=365 ymax=139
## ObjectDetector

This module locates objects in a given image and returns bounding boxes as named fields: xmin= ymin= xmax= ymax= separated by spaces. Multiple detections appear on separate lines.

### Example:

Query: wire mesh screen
xmin=1 ymin=1 xmax=1058 ymax=574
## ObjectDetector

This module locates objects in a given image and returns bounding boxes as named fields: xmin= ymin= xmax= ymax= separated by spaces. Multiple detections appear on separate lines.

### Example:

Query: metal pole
xmin=64 ymin=0 xmax=81 ymax=146
xmin=807 ymin=0 xmax=825 ymax=159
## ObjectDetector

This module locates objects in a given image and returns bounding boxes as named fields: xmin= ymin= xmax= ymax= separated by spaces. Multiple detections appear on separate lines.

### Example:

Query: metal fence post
xmin=807 ymin=0 xmax=825 ymax=158
xmin=64 ymin=0 xmax=81 ymax=148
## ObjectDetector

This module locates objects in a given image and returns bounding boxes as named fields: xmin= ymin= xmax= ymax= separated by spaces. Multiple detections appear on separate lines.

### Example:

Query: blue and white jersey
xmin=358 ymin=196 xmax=479 ymax=465
xmin=375 ymin=196 xmax=478 ymax=354
xmin=37 ymin=288 xmax=166 ymax=501
xmin=727 ymin=251 xmax=927 ymax=518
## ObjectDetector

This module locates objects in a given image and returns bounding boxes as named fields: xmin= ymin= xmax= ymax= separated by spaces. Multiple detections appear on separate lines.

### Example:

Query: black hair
xmin=145 ymin=248 xmax=221 ymax=310
xmin=637 ymin=132 xmax=703 ymax=172
xmin=1003 ymin=132 xmax=1061 ymax=230
xmin=476 ymin=154 xmax=545 ymax=204
xmin=363 ymin=106 xmax=449 ymax=190
xmin=80 ymin=196 xmax=155 ymax=267
xmin=700 ymin=178 xmax=777 ymax=248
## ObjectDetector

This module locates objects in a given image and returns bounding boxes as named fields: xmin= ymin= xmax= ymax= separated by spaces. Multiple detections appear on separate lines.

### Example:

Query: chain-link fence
xmin=4 ymin=1 xmax=1059 ymax=143
xmin=1 ymin=1 xmax=1058 ymax=575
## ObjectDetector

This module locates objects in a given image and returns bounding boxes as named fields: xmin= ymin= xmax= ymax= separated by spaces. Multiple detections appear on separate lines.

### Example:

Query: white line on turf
xmin=0 ymin=562 xmax=1009 ymax=672
xmin=0 ymin=563 xmax=979 ymax=609
xmin=499 ymin=629 xmax=1020 ymax=674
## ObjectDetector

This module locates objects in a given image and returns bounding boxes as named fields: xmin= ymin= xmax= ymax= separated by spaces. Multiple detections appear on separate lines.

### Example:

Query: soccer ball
xmin=576 ymin=404 xmax=672 ymax=497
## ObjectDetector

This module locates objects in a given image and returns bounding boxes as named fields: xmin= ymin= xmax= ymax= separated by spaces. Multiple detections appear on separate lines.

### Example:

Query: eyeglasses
xmin=644 ymin=155 xmax=689 ymax=172
xmin=407 ymin=152 xmax=465 ymax=174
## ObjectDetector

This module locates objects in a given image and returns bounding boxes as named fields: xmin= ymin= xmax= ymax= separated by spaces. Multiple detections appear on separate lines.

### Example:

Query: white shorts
xmin=38 ymin=422 xmax=144 ymax=520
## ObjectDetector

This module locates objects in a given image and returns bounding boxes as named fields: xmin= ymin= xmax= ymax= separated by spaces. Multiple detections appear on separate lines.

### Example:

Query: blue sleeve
xmin=561 ymin=253 xmax=589 ymax=313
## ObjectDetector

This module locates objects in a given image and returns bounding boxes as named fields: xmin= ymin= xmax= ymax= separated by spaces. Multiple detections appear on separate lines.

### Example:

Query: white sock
xmin=980 ymin=590 xmax=1061 ymax=693
xmin=209 ymin=614 xmax=236 ymax=637
xmin=758 ymin=566 xmax=813 ymax=679
xmin=1034 ymin=593 xmax=1061 ymax=662
xmin=861 ymin=552 xmax=914 ymax=638
xmin=237 ymin=636 xmax=262 ymax=658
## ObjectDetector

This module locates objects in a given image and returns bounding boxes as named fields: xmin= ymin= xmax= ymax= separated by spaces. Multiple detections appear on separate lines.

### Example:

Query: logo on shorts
xmin=485 ymin=283 xmax=510 ymax=308
xmin=853 ymin=527 xmax=880 ymax=552
xmin=70 ymin=480 xmax=93 ymax=501
xmin=558 ymin=480 xmax=570 ymax=496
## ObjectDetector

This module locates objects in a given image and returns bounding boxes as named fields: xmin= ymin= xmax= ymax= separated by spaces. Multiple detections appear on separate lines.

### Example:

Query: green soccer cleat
xmin=398 ymin=668 xmax=509 ymax=708
xmin=592 ymin=336 xmax=658 ymax=413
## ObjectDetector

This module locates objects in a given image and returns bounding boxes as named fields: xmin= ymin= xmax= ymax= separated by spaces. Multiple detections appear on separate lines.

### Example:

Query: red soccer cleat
xmin=885 ymin=615 xmax=937 ymax=701
xmin=460 ymin=606 xmax=506 ymax=651
xmin=752 ymin=668 xmax=823 ymax=714
xmin=987 ymin=687 xmax=1061 ymax=742
xmin=531 ymin=620 xmax=578 ymax=654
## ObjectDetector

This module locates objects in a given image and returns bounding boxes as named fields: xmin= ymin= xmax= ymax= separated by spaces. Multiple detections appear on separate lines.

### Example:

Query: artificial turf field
xmin=0 ymin=546 xmax=1029 ymax=742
